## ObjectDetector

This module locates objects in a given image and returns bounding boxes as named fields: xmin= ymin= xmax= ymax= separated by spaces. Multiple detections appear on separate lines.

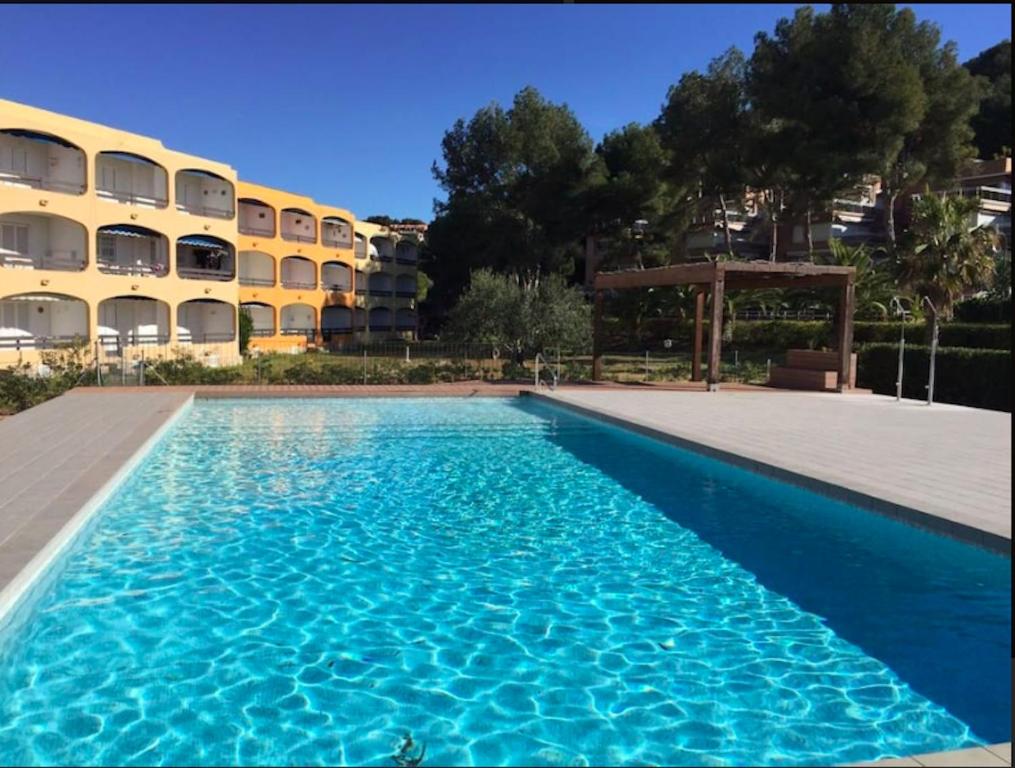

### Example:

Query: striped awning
xmin=178 ymin=236 xmax=227 ymax=249
xmin=99 ymin=225 xmax=155 ymax=239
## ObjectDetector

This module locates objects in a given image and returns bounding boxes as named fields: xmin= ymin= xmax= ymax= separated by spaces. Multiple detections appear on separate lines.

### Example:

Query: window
xmin=0 ymin=222 xmax=29 ymax=255
xmin=0 ymin=147 xmax=28 ymax=174
xmin=0 ymin=301 xmax=29 ymax=329
xmin=99 ymin=234 xmax=116 ymax=262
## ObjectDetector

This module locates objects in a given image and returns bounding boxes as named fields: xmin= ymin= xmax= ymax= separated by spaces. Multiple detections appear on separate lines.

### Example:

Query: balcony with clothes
xmin=322 ymin=217 xmax=353 ymax=249
xmin=240 ymin=302 xmax=275 ymax=337
xmin=281 ymin=208 xmax=316 ymax=244
xmin=321 ymin=261 xmax=352 ymax=292
xmin=238 ymin=198 xmax=276 ymax=237
xmin=175 ymin=169 xmax=235 ymax=219
xmin=97 ymin=225 xmax=169 ymax=277
xmin=176 ymin=235 xmax=236 ymax=281
xmin=0 ymin=293 xmax=89 ymax=351
xmin=370 ymin=235 xmax=394 ymax=263
xmin=95 ymin=152 xmax=168 ymax=209
xmin=280 ymin=256 xmax=316 ymax=290
xmin=238 ymin=251 xmax=275 ymax=287
xmin=97 ymin=296 xmax=170 ymax=351
xmin=0 ymin=129 xmax=86 ymax=195
xmin=0 ymin=212 xmax=87 ymax=272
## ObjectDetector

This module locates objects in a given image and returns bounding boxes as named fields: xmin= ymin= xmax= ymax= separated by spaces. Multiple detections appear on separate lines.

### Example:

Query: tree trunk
xmin=768 ymin=190 xmax=780 ymax=263
xmin=885 ymin=191 xmax=898 ymax=248
xmin=805 ymin=204 xmax=814 ymax=263
xmin=718 ymin=192 xmax=734 ymax=260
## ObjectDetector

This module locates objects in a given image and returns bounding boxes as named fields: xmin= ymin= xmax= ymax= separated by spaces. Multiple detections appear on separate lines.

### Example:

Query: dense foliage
xmin=964 ymin=41 xmax=1013 ymax=160
xmin=858 ymin=343 xmax=1011 ymax=411
xmin=444 ymin=269 xmax=591 ymax=360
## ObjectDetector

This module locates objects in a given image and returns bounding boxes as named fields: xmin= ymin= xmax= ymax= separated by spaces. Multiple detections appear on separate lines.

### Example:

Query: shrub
xmin=954 ymin=296 xmax=1012 ymax=323
xmin=603 ymin=318 xmax=1010 ymax=352
xmin=857 ymin=343 xmax=1011 ymax=412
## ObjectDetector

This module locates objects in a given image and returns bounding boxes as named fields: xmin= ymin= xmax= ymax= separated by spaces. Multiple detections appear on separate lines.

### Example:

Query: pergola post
xmin=707 ymin=267 xmax=725 ymax=392
xmin=836 ymin=275 xmax=855 ymax=392
xmin=592 ymin=289 xmax=604 ymax=381
xmin=692 ymin=287 xmax=705 ymax=382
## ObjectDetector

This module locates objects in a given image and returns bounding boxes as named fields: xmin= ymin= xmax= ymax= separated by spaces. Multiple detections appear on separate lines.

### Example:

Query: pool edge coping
xmin=0 ymin=394 xmax=196 ymax=626
xmin=527 ymin=391 xmax=1011 ymax=556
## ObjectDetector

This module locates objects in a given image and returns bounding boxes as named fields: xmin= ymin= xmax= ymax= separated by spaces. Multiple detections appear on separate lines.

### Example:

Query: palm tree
xmin=895 ymin=191 xmax=998 ymax=339
xmin=818 ymin=240 xmax=894 ymax=320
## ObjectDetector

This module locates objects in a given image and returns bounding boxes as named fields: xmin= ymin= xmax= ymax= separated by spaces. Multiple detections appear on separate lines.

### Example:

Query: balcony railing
xmin=956 ymin=186 xmax=1012 ymax=205
xmin=0 ymin=173 xmax=86 ymax=195
xmin=97 ymin=333 xmax=171 ymax=352
xmin=0 ymin=250 xmax=86 ymax=271
xmin=281 ymin=328 xmax=315 ymax=339
xmin=176 ymin=202 xmax=234 ymax=219
xmin=98 ymin=260 xmax=169 ymax=277
xmin=355 ymin=287 xmax=367 ymax=296
xmin=96 ymin=189 xmax=169 ymax=208
xmin=238 ymin=223 xmax=276 ymax=237
xmin=396 ymin=321 xmax=417 ymax=331
xmin=322 ymin=235 xmax=353 ymax=249
xmin=178 ymin=267 xmax=235 ymax=281
xmin=177 ymin=332 xmax=236 ymax=344
xmin=396 ymin=257 xmax=417 ymax=266
xmin=281 ymin=232 xmax=316 ymax=244
xmin=0 ymin=334 xmax=89 ymax=350
xmin=281 ymin=279 xmax=317 ymax=290
xmin=249 ymin=328 xmax=275 ymax=337
xmin=395 ymin=290 xmax=416 ymax=298
xmin=368 ymin=288 xmax=394 ymax=297
xmin=322 ymin=281 xmax=352 ymax=291
xmin=833 ymin=199 xmax=879 ymax=216
xmin=239 ymin=276 xmax=275 ymax=286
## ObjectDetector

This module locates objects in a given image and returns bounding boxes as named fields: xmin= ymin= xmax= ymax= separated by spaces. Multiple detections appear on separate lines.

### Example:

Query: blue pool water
xmin=0 ymin=397 xmax=1009 ymax=766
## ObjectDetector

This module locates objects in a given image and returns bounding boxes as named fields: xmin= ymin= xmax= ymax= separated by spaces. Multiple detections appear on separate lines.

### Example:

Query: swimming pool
xmin=0 ymin=397 xmax=1008 ymax=766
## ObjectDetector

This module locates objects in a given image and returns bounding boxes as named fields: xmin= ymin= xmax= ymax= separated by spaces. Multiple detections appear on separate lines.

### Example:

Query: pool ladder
xmin=534 ymin=352 xmax=559 ymax=390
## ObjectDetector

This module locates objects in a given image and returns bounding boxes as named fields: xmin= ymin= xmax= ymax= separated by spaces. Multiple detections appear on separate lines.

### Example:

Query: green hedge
xmin=601 ymin=318 xmax=1010 ymax=351
xmin=857 ymin=343 xmax=1011 ymax=412
xmin=954 ymin=296 xmax=1011 ymax=323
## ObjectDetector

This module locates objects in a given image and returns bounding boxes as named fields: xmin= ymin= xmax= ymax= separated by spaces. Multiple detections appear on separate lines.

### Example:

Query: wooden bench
xmin=768 ymin=349 xmax=857 ymax=391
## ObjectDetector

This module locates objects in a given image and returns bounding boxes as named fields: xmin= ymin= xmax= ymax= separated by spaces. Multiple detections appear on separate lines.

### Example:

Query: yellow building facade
xmin=0 ymin=98 xmax=419 ymax=369
xmin=352 ymin=219 xmax=419 ymax=341
xmin=236 ymin=181 xmax=357 ymax=354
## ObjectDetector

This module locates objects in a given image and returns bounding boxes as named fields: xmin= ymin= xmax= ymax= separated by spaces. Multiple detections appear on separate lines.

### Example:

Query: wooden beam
xmin=725 ymin=274 xmax=851 ymax=291
xmin=707 ymin=267 xmax=725 ymax=391
xmin=836 ymin=277 xmax=855 ymax=392
xmin=595 ymin=262 xmax=717 ymax=290
xmin=692 ymin=288 xmax=705 ymax=382
xmin=592 ymin=290 xmax=604 ymax=381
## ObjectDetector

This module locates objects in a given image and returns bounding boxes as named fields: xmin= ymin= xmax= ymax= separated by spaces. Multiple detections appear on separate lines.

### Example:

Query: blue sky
xmin=2 ymin=4 xmax=1009 ymax=220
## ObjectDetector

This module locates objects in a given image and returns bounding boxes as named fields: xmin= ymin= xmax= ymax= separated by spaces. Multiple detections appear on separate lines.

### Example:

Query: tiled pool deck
xmin=0 ymin=384 xmax=1009 ymax=766
xmin=538 ymin=389 xmax=1011 ymax=551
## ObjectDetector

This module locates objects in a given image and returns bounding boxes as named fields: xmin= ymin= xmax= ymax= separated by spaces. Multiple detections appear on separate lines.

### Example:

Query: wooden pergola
xmin=592 ymin=261 xmax=857 ymax=392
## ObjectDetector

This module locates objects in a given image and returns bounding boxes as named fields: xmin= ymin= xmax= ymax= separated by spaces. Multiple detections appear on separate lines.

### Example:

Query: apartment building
xmin=353 ymin=219 xmax=419 ymax=341
xmin=682 ymin=162 xmax=1011 ymax=262
xmin=236 ymin=181 xmax=357 ymax=353
xmin=0 ymin=99 xmax=420 ymax=368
